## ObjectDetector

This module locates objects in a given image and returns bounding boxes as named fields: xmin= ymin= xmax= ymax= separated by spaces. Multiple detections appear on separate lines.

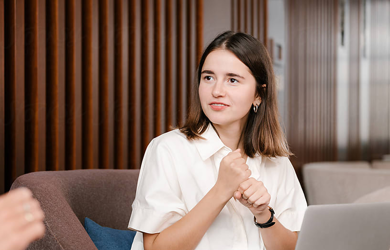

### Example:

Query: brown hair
xmin=180 ymin=31 xmax=292 ymax=158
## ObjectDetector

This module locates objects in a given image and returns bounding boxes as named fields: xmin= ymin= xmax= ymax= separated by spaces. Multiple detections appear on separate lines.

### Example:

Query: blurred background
xmin=0 ymin=0 xmax=389 ymax=197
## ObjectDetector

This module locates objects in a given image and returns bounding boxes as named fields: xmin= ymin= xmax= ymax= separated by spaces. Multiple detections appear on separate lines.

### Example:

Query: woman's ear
xmin=253 ymin=96 xmax=262 ymax=106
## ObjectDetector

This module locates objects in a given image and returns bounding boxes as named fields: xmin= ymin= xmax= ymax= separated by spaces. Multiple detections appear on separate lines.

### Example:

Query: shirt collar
xmin=193 ymin=124 xmax=226 ymax=161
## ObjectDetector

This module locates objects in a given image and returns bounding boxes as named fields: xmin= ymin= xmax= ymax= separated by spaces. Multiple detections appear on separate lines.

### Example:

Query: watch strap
xmin=254 ymin=206 xmax=276 ymax=228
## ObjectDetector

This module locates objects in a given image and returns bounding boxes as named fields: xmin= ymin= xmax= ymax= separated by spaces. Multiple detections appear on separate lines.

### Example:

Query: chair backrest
xmin=354 ymin=186 xmax=390 ymax=204
xmin=372 ymin=160 xmax=390 ymax=170
xmin=302 ymin=162 xmax=390 ymax=205
xmin=11 ymin=169 xmax=140 ymax=250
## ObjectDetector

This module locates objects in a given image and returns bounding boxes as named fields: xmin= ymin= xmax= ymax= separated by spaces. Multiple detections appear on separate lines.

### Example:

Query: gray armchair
xmin=11 ymin=169 xmax=140 ymax=250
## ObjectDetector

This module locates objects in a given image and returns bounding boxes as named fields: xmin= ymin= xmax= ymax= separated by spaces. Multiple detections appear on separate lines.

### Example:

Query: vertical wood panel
xmin=244 ymin=0 xmax=248 ymax=33
xmin=231 ymin=0 xmax=236 ymax=32
xmin=196 ymin=0 xmax=203 ymax=77
xmin=57 ymin=0 xmax=66 ymax=171
xmin=141 ymin=0 xmax=155 ymax=152
xmin=0 ymin=0 xmax=4 ymax=193
xmin=65 ymin=0 xmax=82 ymax=170
xmin=165 ymin=0 xmax=173 ymax=129
xmin=186 ymin=0 xmax=193 ymax=119
xmin=239 ymin=0 xmax=244 ymax=31
xmin=129 ymin=0 xmax=142 ymax=169
xmin=37 ymin=0 xmax=46 ymax=171
xmin=82 ymin=0 xmax=99 ymax=169
xmin=176 ymin=0 xmax=184 ymax=126
xmin=165 ymin=0 xmax=177 ymax=129
xmin=99 ymin=0 xmax=115 ymax=169
xmin=246 ymin=0 xmax=252 ymax=34
xmin=263 ymin=0 xmax=267 ymax=47
xmin=154 ymin=0 xmax=164 ymax=135
xmin=25 ymin=0 xmax=46 ymax=173
xmin=114 ymin=0 xmax=129 ymax=169
xmin=258 ymin=0 xmax=264 ymax=42
xmin=4 ymin=0 xmax=25 ymax=190
xmin=251 ymin=0 xmax=256 ymax=37
xmin=47 ymin=0 xmax=65 ymax=171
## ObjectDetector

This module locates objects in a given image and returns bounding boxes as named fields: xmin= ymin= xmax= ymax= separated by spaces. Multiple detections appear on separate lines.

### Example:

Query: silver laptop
xmin=295 ymin=202 xmax=390 ymax=250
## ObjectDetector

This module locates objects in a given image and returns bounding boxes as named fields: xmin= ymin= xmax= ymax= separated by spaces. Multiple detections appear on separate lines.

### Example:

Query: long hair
xmin=180 ymin=31 xmax=292 ymax=158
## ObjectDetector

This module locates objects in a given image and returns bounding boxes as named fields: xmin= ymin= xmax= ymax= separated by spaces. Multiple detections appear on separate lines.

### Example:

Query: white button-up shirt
xmin=128 ymin=125 xmax=307 ymax=250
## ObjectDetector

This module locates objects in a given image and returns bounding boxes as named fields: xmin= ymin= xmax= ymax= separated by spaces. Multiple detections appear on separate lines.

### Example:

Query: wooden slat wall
xmin=231 ymin=0 xmax=267 ymax=46
xmin=287 ymin=0 xmax=338 ymax=174
xmin=0 ymin=0 xmax=203 ymax=193
xmin=369 ymin=0 xmax=390 ymax=160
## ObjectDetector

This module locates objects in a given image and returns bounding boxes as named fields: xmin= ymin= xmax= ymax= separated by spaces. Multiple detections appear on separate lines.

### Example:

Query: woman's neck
xmin=213 ymin=123 xmax=245 ymax=156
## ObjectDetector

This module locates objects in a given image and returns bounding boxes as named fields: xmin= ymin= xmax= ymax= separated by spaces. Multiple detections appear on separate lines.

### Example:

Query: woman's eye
xmin=229 ymin=78 xmax=238 ymax=84
xmin=204 ymin=76 xmax=213 ymax=81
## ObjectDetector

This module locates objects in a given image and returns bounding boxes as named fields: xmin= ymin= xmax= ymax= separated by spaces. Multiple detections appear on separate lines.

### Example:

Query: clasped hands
xmin=216 ymin=149 xmax=271 ymax=218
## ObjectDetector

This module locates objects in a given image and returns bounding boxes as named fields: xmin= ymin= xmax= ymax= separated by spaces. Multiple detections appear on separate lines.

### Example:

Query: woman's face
xmin=199 ymin=49 xmax=261 ymax=129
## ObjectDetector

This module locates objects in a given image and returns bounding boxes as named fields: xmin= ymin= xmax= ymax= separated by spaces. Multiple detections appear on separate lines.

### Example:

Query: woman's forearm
xmin=256 ymin=211 xmax=298 ymax=250
xmin=144 ymin=185 xmax=229 ymax=250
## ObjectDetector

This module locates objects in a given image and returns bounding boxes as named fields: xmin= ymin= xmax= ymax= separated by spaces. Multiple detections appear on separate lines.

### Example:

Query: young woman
xmin=128 ymin=31 xmax=307 ymax=250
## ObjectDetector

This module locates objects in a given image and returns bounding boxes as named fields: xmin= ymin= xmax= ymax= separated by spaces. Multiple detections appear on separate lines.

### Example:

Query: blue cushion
xmin=84 ymin=217 xmax=136 ymax=250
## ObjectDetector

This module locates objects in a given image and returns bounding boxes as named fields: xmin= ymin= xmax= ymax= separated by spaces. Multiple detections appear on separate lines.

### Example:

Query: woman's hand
xmin=234 ymin=178 xmax=271 ymax=219
xmin=0 ymin=187 xmax=45 ymax=250
xmin=214 ymin=149 xmax=252 ymax=202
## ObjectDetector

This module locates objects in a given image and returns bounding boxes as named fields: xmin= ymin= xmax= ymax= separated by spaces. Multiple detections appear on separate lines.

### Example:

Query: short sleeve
xmin=274 ymin=158 xmax=307 ymax=232
xmin=128 ymin=139 xmax=187 ymax=234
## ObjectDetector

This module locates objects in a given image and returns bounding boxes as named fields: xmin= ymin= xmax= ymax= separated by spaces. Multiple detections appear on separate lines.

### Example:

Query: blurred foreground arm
xmin=0 ymin=187 xmax=45 ymax=250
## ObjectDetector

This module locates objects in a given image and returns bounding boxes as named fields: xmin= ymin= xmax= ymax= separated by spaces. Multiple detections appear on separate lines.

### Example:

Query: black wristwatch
xmin=254 ymin=206 xmax=275 ymax=228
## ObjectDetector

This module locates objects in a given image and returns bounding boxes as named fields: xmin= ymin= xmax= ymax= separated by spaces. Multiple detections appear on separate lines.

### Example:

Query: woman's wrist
xmin=254 ymin=209 xmax=272 ymax=224
xmin=211 ymin=183 xmax=233 ymax=204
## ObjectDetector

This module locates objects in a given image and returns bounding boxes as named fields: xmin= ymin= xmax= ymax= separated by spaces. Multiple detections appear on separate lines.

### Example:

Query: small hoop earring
xmin=253 ymin=104 xmax=259 ymax=113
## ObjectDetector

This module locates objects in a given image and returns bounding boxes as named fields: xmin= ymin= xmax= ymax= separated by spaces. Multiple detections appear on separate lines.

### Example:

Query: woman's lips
xmin=209 ymin=102 xmax=229 ymax=111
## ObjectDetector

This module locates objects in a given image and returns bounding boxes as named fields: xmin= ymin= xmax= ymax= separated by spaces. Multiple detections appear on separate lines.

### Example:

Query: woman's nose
xmin=212 ymin=81 xmax=226 ymax=97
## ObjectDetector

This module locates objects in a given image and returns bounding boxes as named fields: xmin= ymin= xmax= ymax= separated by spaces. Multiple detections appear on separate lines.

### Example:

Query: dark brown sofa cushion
xmin=11 ymin=169 xmax=140 ymax=250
